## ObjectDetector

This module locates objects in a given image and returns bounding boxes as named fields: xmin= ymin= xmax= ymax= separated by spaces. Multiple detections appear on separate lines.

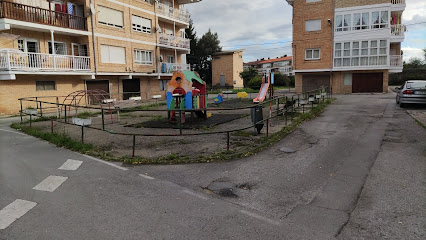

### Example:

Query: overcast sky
xmin=186 ymin=0 xmax=426 ymax=63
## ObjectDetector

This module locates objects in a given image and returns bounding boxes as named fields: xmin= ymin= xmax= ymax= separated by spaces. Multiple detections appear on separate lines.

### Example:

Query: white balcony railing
xmin=391 ymin=0 xmax=405 ymax=4
xmin=157 ymin=2 xmax=190 ymax=23
xmin=390 ymin=55 xmax=403 ymax=67
xmin=391 ymin=24 xmax=406 ymax=36
xmin=159 ymin=63 xmax=190 ymax=73
xmin=0 ymin=49 xmax=90 ymax=71
xmin=159 ymin=34 xmax=190 ymax=49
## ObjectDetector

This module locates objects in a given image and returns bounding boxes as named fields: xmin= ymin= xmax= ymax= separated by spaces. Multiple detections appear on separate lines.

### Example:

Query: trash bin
xmin=251 ymin=105 xmax=264 ymax=134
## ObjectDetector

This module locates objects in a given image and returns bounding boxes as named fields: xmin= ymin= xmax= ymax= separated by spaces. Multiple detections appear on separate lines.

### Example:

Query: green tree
xmin=187 ymin=28 xmax=222 ymax=86
xmin=247 ymin=76 xmax=263 ymax=89
xmin=240 ymin=67 xmax=258 ymax=87
xmin=185 ymin=19 xmax=197 ymax=55
xmin=273 ymin=73 xmax=289 ymax=86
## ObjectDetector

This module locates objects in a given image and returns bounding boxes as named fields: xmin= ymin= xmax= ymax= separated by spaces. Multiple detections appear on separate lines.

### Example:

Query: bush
xmin=288 ymin=75 xmax=295 ymax=87
xmin=240 ymin=67 xmax=258 ymax=87
xmin=273 ymin=73 xmax=289 ymax=86
xmin=389 ymin=69 xmax=426 ymax=86
xmin=247 ymin=76 xmax=263 ymax=89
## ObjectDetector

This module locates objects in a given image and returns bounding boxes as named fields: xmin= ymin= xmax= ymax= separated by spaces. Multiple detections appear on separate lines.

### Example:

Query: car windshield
xmin=406 ymin=82 xmax=426 ymax=89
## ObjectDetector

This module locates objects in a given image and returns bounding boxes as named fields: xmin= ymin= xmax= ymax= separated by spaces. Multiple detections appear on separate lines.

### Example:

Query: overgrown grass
xmin=76 ymin=111 xmax=98 ymax=119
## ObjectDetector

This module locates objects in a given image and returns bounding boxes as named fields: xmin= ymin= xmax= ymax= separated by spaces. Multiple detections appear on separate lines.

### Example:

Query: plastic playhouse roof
xmin=183 ymin=71 xmax=204 ymax=85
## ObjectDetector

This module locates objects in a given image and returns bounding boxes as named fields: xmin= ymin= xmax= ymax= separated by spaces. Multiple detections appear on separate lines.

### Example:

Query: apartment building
xmin=0 ymin=0 xmax=199 ymax=115
xmin=286 ymin=0 xmax=405 ymax=94
xmin=244 ymin=56 xmax=293 ymax=76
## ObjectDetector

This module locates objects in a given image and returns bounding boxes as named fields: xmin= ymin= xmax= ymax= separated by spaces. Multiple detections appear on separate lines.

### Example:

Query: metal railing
xmin=157 ymin=2 xmax=190 ymax=23
xmin=159 ymin=33 xmax=190 ymax=49
xmin=391 ymin=24 xmax=406 ymax=36
xmin=0 ymin=1 xmax=87 ymax=30
xmin=159 ymin=62 xmax=190 ymax=73
xmin=391 ymin=0 xmax=405 ymax=4
xmin=0 ymin=49 xmax=91 ymax=71
xmin=390 ymin=55 xmax=403 ymax=67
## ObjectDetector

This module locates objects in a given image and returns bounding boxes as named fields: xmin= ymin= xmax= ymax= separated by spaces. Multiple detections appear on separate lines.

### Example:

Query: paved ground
xmin=0 ymin=92 xmax=424 ymax=239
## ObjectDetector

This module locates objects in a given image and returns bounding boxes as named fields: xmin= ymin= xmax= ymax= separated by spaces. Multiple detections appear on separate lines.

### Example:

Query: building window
xmin=167 ymin=55 xmax=175 ymax=63
xmin=36 ymin=81 xmax=56 ymax=91
xmin=335 ymin=14 xmax=351 ymax=32
xmin=353 ymin=12 xmax=369 ymax=30
xmin=372 ymin=11 xmax=388 ymax=29
xmin=98 ymin=6 xmax=124 ymax=28
xmin=305 ymin=49 xmax=320 ymax=60
xmin=334 ymin=40 xmax=387 ymax=67
xmin=100 ymin=45 xmax=126 ymax=64
xmin=48 ymin=42 xmax=67 ymax=55
xmin=132 ymin=15 xmax=152 ymax=34
xmin=160 ymin=80 xmax=169 ymax=91
xmin=305 ymin=19 xmax=321 ymax=32
xmin=343 ymin=74 xmax=352 ymax=86
xmin=134 ymin=49 xmax=153 ymax=65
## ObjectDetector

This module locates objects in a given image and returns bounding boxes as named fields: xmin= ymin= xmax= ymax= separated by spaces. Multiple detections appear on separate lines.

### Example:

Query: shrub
xmin=273 ymin=73 xmax=289 ymax=86
xmin=247 ymin=76 xmax=263 ymax=89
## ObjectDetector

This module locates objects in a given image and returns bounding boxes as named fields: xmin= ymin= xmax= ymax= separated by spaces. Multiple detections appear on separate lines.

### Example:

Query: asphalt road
xmin=0 ymin=93 xmax=425 ymax=239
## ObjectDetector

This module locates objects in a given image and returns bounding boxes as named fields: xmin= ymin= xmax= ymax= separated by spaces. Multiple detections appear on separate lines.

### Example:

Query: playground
xmin=15 ymin=71 xmax=332 ymax=163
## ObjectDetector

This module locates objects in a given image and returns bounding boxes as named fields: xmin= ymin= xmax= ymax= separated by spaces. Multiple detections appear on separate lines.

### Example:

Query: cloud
xmin=402 ymin=47 xmax=425 ymax=61
xmin=186 ymin=0 xmax=426 ymax=62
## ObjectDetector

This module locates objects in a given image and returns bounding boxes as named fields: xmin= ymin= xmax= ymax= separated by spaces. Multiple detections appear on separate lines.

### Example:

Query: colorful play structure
xmin=253 ymin=74 xmax=272 ymax=103
xmin=166 ymin=71 xmax=207 ymax=123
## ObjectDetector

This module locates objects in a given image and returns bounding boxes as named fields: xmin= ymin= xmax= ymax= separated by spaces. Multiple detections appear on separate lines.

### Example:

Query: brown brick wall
xmin=335 ymin=0 xmax=389 ymax=8
xmin=212 ymin=52 xmax=244 ymax=88
xmin=331 ymin=70 xmax=389 ymax=94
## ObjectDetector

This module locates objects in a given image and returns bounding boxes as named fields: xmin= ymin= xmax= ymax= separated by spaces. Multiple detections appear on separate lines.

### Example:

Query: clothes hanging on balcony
xmin=161 ymin=63 xmax=167 ymax=73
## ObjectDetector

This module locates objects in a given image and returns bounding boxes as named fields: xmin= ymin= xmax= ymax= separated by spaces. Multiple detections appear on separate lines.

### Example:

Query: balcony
xmin=159 ymin=62 xmax=190 ymax=74
xmin=391 ymin=0 xmax=405 ymax=4
xmin=391 ymin=24 xmax=405 ymax=36
xmin=159 ymin=33 xmax=190 ymax=50
xmin=0 ymin=1 xmax=87 ymax=30
xmin=390 ymin=55 xmax=403 ymax=67
xmin=157 ymin=2 xmax=190 ymax=24
xmin=0 ymin=49 xmax=91 ymax=72
xmin=391 ymin=0 xmax=406 ymax=11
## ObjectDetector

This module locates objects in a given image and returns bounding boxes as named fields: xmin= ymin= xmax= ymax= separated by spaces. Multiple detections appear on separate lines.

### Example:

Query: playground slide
xmin=253 ymin=82 xmax=270 ymax=103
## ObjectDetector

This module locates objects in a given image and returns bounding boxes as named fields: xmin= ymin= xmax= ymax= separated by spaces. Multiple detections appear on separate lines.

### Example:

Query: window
xmin=335 ymin=14 xmax=350 ymax=31
xmin=167 ymin=55 xmax=175 ymax=63
xmin=98 ymin=6 xmax=123 ymax=28
xmin=160 ymin=80 xmax=169 ymax=91
xmin=36 ymin=81 xmax=56 ymax=91
xmin=334 ymin=40 xmax=388 ymax=67
xmin=48 ymin=42 xmax=67 ymax=55
xmin=343 ymin=74 xmax=352 ymax=86
xmin=100 ymin=45 xmax=126 ymax=64
xmin=305 ymin=19 xmax=321 ymax=32
xmin=372 ymin=11 xmax=387 ymax=29
xmin=132 ymin=15 xmax=152 ymax=34
xmin=305 ymin=49 xmax=320 ymax=60
xmin=134 ymin=49 xmax=153 ymax=65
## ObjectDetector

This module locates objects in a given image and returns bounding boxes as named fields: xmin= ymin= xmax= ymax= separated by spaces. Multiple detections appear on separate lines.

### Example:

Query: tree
xmin=185 ymin=19 xmax=197 ymax=55
xmin=240 ymin=67 xmax=258 ymax=87
xmin=187 ymin=27 xmax=222 ymax=86
xmin=273 ymin=73 xmax=289 ymax=86
xmin=423 ymin=48 xmax=426 ymax=61
xmin=247 ymin=76 xmax=262 ymax=89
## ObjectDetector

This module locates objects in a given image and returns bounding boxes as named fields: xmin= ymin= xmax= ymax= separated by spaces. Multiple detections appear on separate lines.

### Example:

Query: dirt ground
xmin=24 ymin=97 xmax=320 ymax=160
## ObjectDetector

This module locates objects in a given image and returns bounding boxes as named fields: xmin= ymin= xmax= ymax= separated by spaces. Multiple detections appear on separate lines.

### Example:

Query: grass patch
xmin=76 ymin=111 xmax=98 ymax=119
xmin=414 ymin=119 xmax=426 ymax=129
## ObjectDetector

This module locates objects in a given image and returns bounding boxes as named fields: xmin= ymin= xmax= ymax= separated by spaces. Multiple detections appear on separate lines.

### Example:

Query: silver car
xmin=395 ymin=80 xmax=426 ymax=108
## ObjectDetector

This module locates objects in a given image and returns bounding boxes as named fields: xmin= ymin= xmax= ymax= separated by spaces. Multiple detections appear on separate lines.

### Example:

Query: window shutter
xmin=305 ymin=19 xmax=321 ymax=32
xmin=98 ymin=6 xmax=123 ymax=27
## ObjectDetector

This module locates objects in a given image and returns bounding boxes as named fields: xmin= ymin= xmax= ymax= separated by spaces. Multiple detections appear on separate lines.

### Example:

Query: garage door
xmin=302 ymin=74 xmax=330 ymax=92
xmin=123 ymin=79 xmax=140 ymax=100
xmin=352 ymin=73 xmax=383 ymax=93
xmin=86 ymin=80 xmax=110 ymax=104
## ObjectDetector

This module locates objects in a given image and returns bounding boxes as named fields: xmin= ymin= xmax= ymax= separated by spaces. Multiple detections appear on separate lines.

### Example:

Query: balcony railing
xmin=0 ymin=1 xmax=87 ymax=30
xmin=157 ymin=2 xmax=190 ymax=23
xmin=391 ymin=24 xmax=406 ymax=36
xmin=159 ymin=33 xmax=190 ymax=49
xmin=0 ymin=49 xmax=91 ymax=72
xmin=390 ymin=55 xmax=403 ymax=67
xmin=391 ymin=0 xmax=405 ymax=4
xmin=159 ymin=63 xmax=190 ymax=73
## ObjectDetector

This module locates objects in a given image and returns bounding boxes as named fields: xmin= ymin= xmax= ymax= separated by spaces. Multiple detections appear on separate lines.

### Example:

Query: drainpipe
xmin=155 ymin=0 xmax=160 ymax=79
xmin=330 ymin=0 xmax=335 ymax=94
xmin=90 ymin=0 xmax=97 ymax=75
xmin=50 ymin=30 xmax=56 ymax=70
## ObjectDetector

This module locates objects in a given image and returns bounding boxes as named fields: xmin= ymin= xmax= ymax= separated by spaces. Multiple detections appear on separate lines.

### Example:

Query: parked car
xmin=395 ymin=80 xmax=426 ymax=108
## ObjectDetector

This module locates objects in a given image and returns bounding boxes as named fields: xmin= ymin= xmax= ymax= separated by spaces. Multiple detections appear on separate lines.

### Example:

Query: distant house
xmin=211 ymin=49 xmax=244 ymax=88
xmin=244 ymin=56 xmax=293 ymax=76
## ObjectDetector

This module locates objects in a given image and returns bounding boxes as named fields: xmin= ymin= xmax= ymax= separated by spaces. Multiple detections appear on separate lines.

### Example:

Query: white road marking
xmin=80 ymin=154 xmax=128 ymax=171
xmin=240 ymin=210 xmax=281 ymax=226
xmin=182 ymin=189 xmax=209 ymax=200
xmin=58 ymin=159 xmax=83 ymax=171
xmin=0 ymin=199 xmax=37 ymax=230
xmin=0 ymin=129 xmax=28 ymax=136
xmin=33 ymin=176 xmax=68 ymax=192
xmin=139 ymin=174 xmax=155 ymax=180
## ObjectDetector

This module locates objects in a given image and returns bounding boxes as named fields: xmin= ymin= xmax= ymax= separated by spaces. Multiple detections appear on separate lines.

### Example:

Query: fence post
xmin=64 ymin=105 xmax=67 ymax=123
xmin=227 ymin=132 xmax=230 ymax=151
xmin=20 ymin=99 xmax=23 ymax=123
xmin=178 ymin=110 xmax=182 ymax=135
xmin=276 ymin=98 xmax=280 ymax=116
xmin=81 ymin=125 xmax=84 ymax=144
xmin=29 ymin=114 xmax=32 ymax=127
xmin=51 ymin=119 xmax=54 ymax=133
xmin=266 ymin=119 xmax=269 ymax=137
xmin=101 ymin=109 xmax=105 ymax=130
xmin=40 ymin=101 xmax=43 ymax=117
xmin=132 ymin=135 xmax=136 ymax=157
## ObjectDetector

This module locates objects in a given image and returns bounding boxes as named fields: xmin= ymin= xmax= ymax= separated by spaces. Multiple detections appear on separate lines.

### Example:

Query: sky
xmin=186 ymin=0 xmax=426 ymax=63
